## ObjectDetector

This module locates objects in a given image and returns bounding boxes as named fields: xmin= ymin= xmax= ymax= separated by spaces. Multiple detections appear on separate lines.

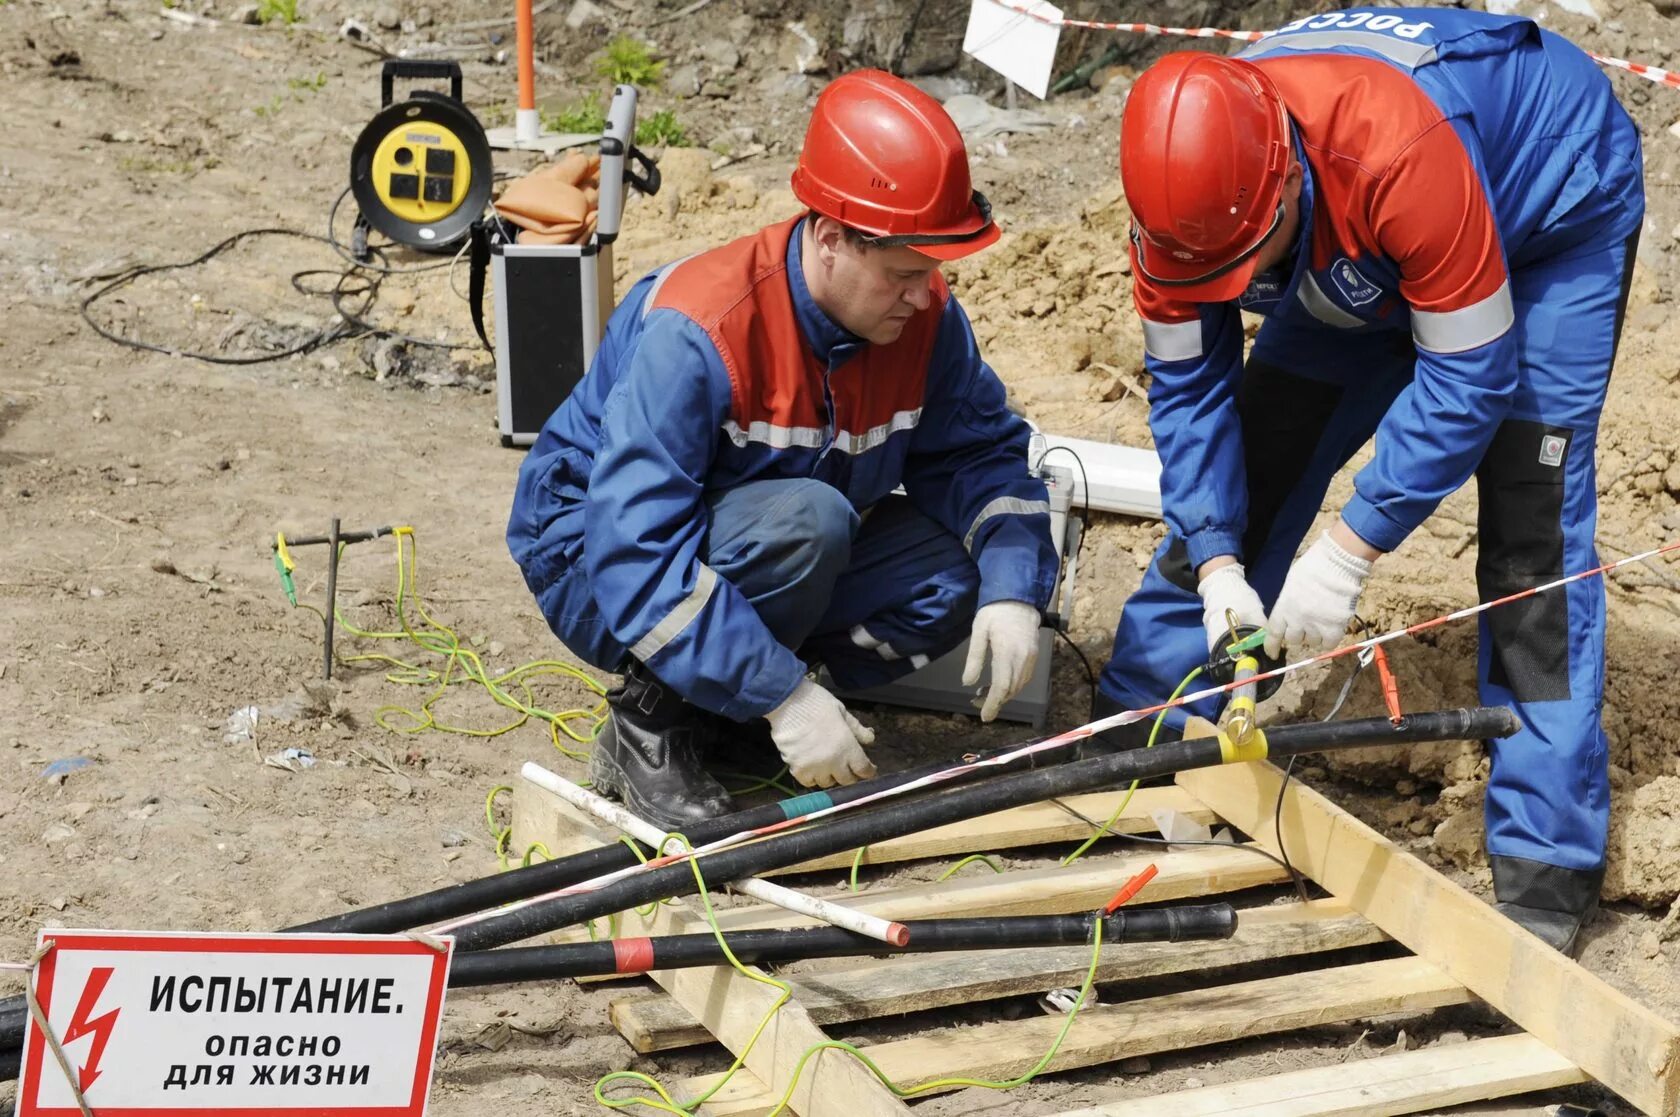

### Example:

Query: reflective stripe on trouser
xmin=801 ymin=496 xmax=980 ymax=692
xmin=1098 ymin=232 xmax=1634 ymax=872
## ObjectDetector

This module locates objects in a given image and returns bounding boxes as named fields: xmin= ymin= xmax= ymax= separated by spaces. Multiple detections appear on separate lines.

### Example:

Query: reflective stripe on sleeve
xmin=964 ymin=496 xmax=1052 ymax=553
xmin=629 ymin=564 xmax=719 ymax=662
xmin=1142 ymin=319 xmax=1203 ymax=362
xmin=1411 ymin=281 xmax=1514 ymax=354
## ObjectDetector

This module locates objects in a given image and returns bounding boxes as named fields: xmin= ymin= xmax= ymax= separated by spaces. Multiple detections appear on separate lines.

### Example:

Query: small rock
xmin=49 ymin=896 xmax=69 ymax=912
xmin=1434 ymin=1029 xmax=1468 ymax=1046
xmin=414 ymin=6 xmax=433 ymax=26
xmin=91 ymin=406 xmax=108 ymax=423
xmin=373 ymin=6 xmax=402 ymax=31
xmin=1395 ymin=778 xmax=1416 ymax=796
xmin=123 ymin=475 xmax=138 ymax=487
xmin=43 ymin=822 xmax=77 ymax=844
xmin=231 ymin=3 xmax=260 ymax=23
xmin=700 ymin=38 xmax=740 ymax=71
xmin=1118 ymin=1056 xmax=1151 ymax=1074
xmin=1393 ymin=1029 xmax=1411 ymax=1051
xmin=487 ymin=640 xmax=506 ymax=657
xmin=440 ymin=828 xmax=469 ymax=848
xmin=564 ymin=0 xmax=606 ymax=28
xmin=150 ymin=556 xmax=178 ymax=575
xmin=66 ymin=801 xmax=94 ymax=821
xmin=1184 ymin=1076 xmax=1205 ymax=1089
xmin=88 ymin=586 xmax=106 ymax=598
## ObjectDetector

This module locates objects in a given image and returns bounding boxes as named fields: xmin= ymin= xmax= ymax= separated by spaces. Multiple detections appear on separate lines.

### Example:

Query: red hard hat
xmin=792 ymin=69 xmax=999 ymax=262
xmin=1120 ymin=52 xmax=1292 ymax=303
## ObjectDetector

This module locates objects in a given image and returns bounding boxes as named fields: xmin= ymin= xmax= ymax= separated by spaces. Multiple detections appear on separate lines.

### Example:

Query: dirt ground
xmin=4 ymin=0 xmax=1680 ymax=1113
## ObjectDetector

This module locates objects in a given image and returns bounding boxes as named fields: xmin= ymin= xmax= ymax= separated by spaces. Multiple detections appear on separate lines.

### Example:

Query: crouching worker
xmin=507 ymin=70 xmax=1060 ymax=830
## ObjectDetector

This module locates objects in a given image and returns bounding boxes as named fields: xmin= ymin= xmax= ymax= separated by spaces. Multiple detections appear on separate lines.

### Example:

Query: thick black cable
xmin=444 ymin=708 xmax=1518 ymax=952
xmin=0 ymin=706 xmax=1521 ymax=1058
xmin=449 ymin=905 xmax=1238 ymax=985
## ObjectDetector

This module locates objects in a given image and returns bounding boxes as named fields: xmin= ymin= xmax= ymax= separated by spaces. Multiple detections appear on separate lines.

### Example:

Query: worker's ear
xmin=808 ymin=214 xmax=848 ymax=265
xmin=1283 ymin=160 xmax=1304 ymax=204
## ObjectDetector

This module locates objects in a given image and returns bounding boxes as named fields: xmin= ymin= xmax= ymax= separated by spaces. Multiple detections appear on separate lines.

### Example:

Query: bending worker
xmin=508 ymin=70 xmax=1059 ymax=830
xmin=1099 ymin=8 xmax=1643 ymax=954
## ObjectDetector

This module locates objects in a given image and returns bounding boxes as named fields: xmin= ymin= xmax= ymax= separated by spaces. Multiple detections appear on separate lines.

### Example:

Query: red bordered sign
xmin=17 ymin=930 xmax=452 ymax=1117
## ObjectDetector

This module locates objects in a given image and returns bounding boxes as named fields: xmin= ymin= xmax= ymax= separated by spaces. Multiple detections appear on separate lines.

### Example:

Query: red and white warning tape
xmin=992 ymin=0 xmax=1680 ymax=92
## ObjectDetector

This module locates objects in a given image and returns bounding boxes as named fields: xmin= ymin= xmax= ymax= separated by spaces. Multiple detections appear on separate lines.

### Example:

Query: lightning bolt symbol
xmin=62 ymin=966 xmax=120 ymax=1093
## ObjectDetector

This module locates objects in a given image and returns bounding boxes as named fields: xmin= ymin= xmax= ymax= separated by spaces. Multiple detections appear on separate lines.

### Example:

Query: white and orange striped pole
xmin=515 ymin=0 xmax=539 ymax=144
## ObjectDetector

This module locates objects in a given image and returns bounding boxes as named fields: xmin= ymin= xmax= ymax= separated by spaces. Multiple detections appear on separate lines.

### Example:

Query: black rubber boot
xmin=588 ymin=661 xmax=736 ymax=832
xmin=1491 ymin=855 xmax=1604 ymax=958
xmin=1080 ymin=691 xmax=1178 ymax=784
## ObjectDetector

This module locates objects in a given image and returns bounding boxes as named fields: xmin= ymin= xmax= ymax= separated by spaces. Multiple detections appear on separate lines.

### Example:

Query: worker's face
xmin=1251 ymin=162 xmax=1306 ymax=274
xmin=805 ymin=217 xmax=939 ymax=346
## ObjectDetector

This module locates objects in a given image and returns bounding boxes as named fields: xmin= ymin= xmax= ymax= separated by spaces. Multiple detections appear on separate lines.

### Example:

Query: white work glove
xmin=1197 ymin=563 xmax=1268 ymax=653
xmin=766 ymin=678 xmax=877 ymax=789
xmin=1264 ymin=531 xmax=1374 ymax=659
xmin=961 ymin=600 xmax=1042 ymax=722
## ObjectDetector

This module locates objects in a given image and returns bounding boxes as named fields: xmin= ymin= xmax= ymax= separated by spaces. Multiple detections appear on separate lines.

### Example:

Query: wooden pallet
xmin=511 ymin=762 xmax=1680 ymax=1117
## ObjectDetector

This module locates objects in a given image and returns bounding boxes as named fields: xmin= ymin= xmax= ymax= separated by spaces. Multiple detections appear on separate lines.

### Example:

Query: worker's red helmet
xmin=1121 ymin=52 xmax=1292 ymax=303
xmin=792 ymin=69 xmax=999 ymax=261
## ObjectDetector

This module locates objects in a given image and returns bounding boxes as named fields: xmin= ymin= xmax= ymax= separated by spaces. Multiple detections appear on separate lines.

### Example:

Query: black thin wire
xmin=1038 ymin=442 xmax=1097 ymax=713
xmin=1049 ymin=794 xmax=1301 ymax=875
xmin=80 ymin=196 xmax=485 ymax=363
xmin=79 ymin=228 xmax=358 ymax=365
xmin=1055 ymin=627 xmax=1098 ymax=711
xmin=1270 ymin=651 xmax=1370 ymax=900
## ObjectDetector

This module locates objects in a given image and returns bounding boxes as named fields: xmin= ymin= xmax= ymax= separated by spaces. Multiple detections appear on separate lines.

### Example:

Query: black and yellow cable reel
xmin=351 ymin=60 xmax=492 ymax=253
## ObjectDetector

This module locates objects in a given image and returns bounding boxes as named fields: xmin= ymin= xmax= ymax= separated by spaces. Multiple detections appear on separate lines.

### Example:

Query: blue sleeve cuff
xmin=711 ymin=649 xmax=806 ymax=722
xmin=1339 ymin=496 xmax=1407 ymax=555
xmin=1184 ymin=528 xmax=1244 ymax=573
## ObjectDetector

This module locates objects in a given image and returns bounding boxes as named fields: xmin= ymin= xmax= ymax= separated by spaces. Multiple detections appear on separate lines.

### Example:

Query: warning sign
xmin=16 ymin=929 xmax=452 ymax=1117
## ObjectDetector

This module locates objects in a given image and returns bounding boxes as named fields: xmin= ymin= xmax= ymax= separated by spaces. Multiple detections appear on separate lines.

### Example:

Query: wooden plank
xmin=1178 ymin=761 xmax=1680 ymax=1117
xmin=1051 ymin=1033 xmax=1586 ymax=1117
xmin=612 ymin=899 xmax=1385 ymax=1053
xmin=786 ymin=787 xmax=1217 ymax=872
xmin=512 ymin=777 xmax=1214 ymax=875
xmin=708 ymin=843 xmax=1289 ymax=932
xmin=679 ymin=955 xmax=1471 ymax=1115
xmin=628 ymin=901 xmax=910 ymax=1117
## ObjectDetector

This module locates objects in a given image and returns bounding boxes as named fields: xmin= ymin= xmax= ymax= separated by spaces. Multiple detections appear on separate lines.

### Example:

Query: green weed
xmin=595 ymin=36 xmax=664 ymax=87
xmin=541 ymin=90 xmax=608 ymax=135
xmin=253 ymin=93 xmax=284 ymax=118
xmin=635 ymin=109 xmax=687 ymax=147
xmin=287 ymin=71 xmax=327 ymax=93
xmin=256 ymin=0 xmax=299 ymax=25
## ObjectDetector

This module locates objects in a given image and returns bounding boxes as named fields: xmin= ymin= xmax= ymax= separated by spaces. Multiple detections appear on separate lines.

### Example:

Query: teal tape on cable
xmin=779 ymin=791 xmax=833 ymax=820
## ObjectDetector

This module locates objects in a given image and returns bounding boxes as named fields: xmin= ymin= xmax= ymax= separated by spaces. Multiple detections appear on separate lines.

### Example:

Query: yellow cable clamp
xmin=1217 ymin=725 xmax=1268 ymax=764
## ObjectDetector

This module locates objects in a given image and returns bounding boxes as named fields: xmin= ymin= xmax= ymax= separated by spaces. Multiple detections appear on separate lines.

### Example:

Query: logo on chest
xmin=1328 ymin=257 xmax=1383 ymax=307
xmin=1238 ymin=271 xmax=1285 ymax=309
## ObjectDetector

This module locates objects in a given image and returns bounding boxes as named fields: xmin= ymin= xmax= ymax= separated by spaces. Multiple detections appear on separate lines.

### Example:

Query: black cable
xmin=1049 ymin=797 xmax=1300 ymax=876
xmin=80 ymin=228 xmax=358 ymax=365
xmin=80 ymin=194 xmax=486 ymax=363
xmin=1055 ymin=626 xmax=1098 ymax=712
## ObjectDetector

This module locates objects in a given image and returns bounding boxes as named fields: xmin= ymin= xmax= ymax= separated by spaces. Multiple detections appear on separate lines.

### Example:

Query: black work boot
xmin=1080 ymin=691 xmax=1177 ymax=784
xmin=1491 ymin=855 xmax=1604 ymax=958
xmin=589 ymin=661 xmax=736 ymax=832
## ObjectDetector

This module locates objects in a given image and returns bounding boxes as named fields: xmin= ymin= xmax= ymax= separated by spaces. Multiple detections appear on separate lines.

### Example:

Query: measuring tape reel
xmin=350 ymin=60 xmax=492 ymax=252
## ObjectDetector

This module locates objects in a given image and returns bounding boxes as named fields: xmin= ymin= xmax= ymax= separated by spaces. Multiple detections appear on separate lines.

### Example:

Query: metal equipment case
xmin=480 ymin=85 xmax=656 ymax=446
